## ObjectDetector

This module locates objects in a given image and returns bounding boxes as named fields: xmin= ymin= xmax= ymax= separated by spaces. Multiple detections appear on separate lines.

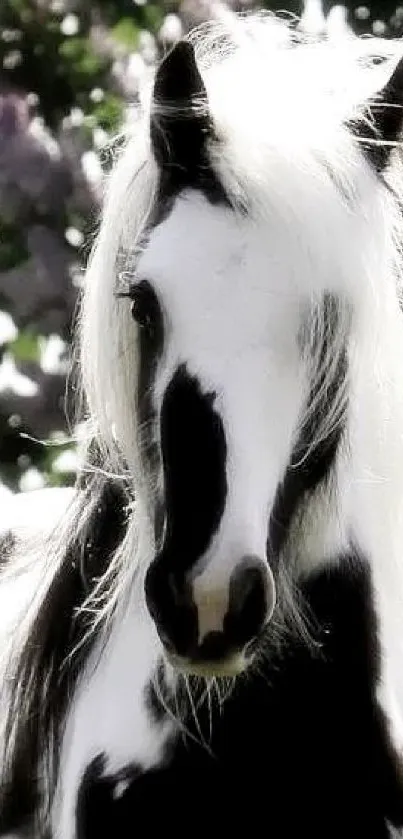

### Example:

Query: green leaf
xmin=9 ymin=330 xmax=40 ymax=364
xmin=92 ymin=94 xmax=124 ymax=133
xmin=59 ymin=37 xmax=107 ymax=79
xmin=0 ymin=220 xmax=29 ymax=272
xmin=111 ymin=17 xmax=140 ymax=50
xmin=142 ymin=4 xmax=165 ymax=33
xmin=9 ymin=0 xmax=26 ymax=12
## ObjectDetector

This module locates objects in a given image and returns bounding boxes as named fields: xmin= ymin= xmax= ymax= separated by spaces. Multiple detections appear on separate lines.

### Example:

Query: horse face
xmin=120 ymin=35 xmax=399 ymax=675
xmin=133 ymin=190 xmax=310 ymax=675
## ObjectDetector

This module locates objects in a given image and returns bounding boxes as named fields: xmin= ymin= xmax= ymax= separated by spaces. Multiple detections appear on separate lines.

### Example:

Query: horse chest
xmin=77 ymin=565 xmax=403 ymax=839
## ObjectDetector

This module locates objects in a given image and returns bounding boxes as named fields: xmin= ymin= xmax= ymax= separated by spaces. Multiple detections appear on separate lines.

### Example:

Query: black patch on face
xmin=0 ymin=474 xmax=130 ymax=837
xmin=134 ymin=281 xmax=164 ymax=495
xmin=116 ymin=278 xmax=164 ymax=538
xmin=350 ymin=55 xmax=403 ymax=173
xmin=159 ymin=365 xmax=227 ymax=567
xmin=224 ymin=558 xmax=270 ymax=649
xmin=81 ymin=556 xmax=403 ymax=838
xmin=268 ymin=294 xmax=347 ymax=559
xmin=145 ymin=364 xmax=227 ymax=656
xmin=116 ymin=278 xmax=164 ymax=425
xmin=151 ymin=41 xmax=228 ymax=209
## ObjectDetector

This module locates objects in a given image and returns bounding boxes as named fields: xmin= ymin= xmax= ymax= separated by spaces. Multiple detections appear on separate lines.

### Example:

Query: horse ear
xmin=150 ymin=41 xmax=211 ymax=182
xmin=353 ymin=56 xmax=403 ymax=172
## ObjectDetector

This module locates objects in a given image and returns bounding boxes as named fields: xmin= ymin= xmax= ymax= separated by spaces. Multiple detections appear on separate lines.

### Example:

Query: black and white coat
xmin=2 ymin=17 xmax=403 ymax=839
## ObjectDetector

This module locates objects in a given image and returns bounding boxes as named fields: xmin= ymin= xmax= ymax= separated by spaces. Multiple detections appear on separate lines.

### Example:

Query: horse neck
xmin=343 ymin=278 xmax=403 ymax=736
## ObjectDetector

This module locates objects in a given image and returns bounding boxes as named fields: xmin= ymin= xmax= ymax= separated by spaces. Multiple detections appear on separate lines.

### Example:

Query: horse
xmin=2 ymin=13 xmax=403 ymax=838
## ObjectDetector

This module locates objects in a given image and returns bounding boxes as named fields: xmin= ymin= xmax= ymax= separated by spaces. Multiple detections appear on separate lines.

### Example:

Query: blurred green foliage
xmin=0 ymin=220 xmax=29 ymax=272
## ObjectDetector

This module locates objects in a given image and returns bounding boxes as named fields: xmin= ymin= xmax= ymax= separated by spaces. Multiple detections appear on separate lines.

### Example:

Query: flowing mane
xmin=2 ymin=14 xmax=403 ymax=838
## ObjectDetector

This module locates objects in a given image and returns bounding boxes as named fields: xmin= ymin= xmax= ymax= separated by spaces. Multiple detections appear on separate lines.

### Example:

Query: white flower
xmin=354 ymin=6 xmax=370 ymax=21
xmin=0 ymin=355 xmax=38 ymax=398
xmin=93 ymin=127 xmax=109 ymax=149
xmin=81 ymin=150 xmax=103 ymax=191
xmin=0 ymin=312 xmax=17 ymax=346
xmin=65 ymin=227 xmax=84 ymax=248
xmin=372 ymin=19 xmax=386 ymax=36
xmin=40 ymin=334 xmax=68 ymax=375
xmin=52 ymin=449 xmax=80 ymax=474
xmin=159 ymin=14 xmax=183 ymax=44
xmin=90 ymin=88 xmax=105 ymax=104
xmin=69 ymin=107 xmax=84 ymax=127
xmin=19 ymin=468 xmax=46 ymax=492
xmin=61 ymin=14 xmax=80 ymax=37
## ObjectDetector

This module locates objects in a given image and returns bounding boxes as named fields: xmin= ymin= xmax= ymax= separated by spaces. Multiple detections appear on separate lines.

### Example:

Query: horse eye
xmin=115 ymin=278 xmax=162 ymax=345
xmin=116 ymin=279 xmax=159 ymax=337
xmin=130 ymin=284 xmax=154 ymax=331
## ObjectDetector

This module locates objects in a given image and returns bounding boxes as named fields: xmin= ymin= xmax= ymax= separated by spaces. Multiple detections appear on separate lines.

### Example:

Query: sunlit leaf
xmin=112 ymin=17 xmax=139 ymax=49
xmin=9 ymin=330 xmax=41 ymax=364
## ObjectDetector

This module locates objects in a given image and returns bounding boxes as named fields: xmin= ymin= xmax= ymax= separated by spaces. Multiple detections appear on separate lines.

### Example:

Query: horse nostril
xmin=145 ymin=554 xmax=275 ymax=669
xmin=224 ymin=556 xmax=275 ymax=649
xmin=197 ymin=630 xmax=228 ymax=661
xmin=145 ymin=559 xmax=198 ymax=657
